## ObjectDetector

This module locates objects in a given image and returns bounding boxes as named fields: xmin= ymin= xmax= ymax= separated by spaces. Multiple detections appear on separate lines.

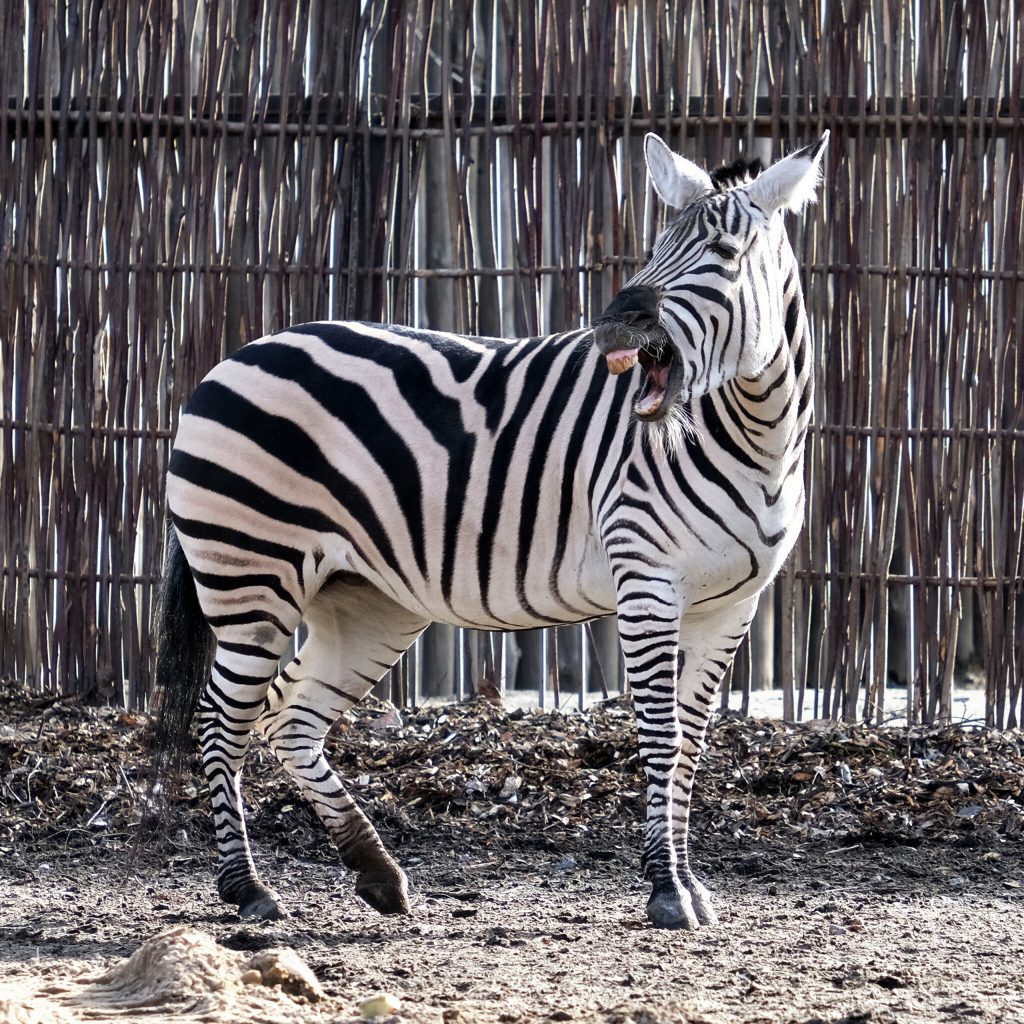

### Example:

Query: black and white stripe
xmin=155 ymin=133 xmax=829 ymax=927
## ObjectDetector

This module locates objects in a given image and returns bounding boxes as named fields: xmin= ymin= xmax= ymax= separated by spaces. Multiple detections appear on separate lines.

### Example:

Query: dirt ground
xmin=2 ymin=682 xmax=1023 ymax=1024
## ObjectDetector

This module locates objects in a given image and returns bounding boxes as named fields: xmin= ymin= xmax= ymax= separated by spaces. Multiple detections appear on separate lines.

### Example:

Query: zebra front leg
xmin=671 ymin=596 xmax=759 ymax=926
xmin=259 ymin=580 xmax=427 ymax=915
xmin=198 ymin=628 xmax=295 ymax=920
xmin=616 ymin=580 xmax=695 ymax=929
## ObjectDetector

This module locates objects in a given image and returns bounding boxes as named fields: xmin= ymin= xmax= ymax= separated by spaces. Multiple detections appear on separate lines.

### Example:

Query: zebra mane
xmin=709 ymin=157 xmax=764 ymax=191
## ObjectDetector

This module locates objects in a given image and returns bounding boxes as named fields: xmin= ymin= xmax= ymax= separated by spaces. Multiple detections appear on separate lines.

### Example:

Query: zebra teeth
xmin=634 ymin=350 xmax=676 ymax=419
xmin=634 ymin=383 xmax=666 ymax=417
xmin=605 ymin=348 xmax=640 ymax=375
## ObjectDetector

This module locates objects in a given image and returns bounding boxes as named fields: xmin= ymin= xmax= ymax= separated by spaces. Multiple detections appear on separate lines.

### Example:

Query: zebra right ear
xmin=643 ymin=134 xmax=713 ymax=210
xmin=745 ymin=131 xmax=830 ymax=216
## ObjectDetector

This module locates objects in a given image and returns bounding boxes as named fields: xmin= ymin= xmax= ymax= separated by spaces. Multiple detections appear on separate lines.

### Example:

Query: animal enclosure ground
xmin=2 ymin=681 xmax=1023 ymax=1024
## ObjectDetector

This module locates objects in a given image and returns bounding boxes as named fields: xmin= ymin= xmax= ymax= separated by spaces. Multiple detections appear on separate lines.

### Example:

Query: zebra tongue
xmin=605 ymin=348 xmax=639 ymax=375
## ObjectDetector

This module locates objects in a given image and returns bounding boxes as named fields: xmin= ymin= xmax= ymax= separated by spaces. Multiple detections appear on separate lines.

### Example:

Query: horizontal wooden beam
xmin=1 ymin=94 xmax=1020 ymax=139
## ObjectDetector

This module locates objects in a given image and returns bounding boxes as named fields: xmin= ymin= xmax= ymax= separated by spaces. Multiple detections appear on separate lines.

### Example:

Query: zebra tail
xmin=151 ymin=522 xmax=213 ymax=774
xmin=133 ymin=523 xmax=213 ymax=864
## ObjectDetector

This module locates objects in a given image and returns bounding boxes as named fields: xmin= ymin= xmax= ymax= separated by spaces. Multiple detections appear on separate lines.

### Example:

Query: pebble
xmin=360 ymin=993 xmax=402 ymax=1018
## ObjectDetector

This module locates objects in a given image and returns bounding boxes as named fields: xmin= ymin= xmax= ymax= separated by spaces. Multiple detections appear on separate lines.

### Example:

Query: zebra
xmin=152 ymin=132 xmax=829 ymax=930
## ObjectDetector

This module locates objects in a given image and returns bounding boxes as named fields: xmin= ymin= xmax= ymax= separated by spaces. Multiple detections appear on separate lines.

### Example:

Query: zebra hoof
xmin=237 ymin=888 xmax=284 ymax=921
xmin=355 ymin=872 xmax=411 ymax=916
xmin=686 ymin=879 xmax=718 ymax=926
xmin=646 ymin=885 xmax=700 ymax=930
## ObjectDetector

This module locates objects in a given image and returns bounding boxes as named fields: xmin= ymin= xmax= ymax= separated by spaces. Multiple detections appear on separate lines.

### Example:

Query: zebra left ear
xmin=745 ymin=131 xmax=830 ymax=216
xmin=644 ymin=134 xmax=714 ymax=210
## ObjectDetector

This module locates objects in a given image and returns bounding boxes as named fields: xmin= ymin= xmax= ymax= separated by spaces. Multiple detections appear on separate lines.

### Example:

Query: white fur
xmin=745 ymin=131 xmax=830 ymax=215
xmin=643 ymin=134 xmax=713 ymax=210
xmin=641 ymin=400 xmax=704 ymax=457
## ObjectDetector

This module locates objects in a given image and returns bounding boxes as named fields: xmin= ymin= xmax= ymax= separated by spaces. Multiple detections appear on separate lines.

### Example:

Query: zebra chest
xmin=603 ymin=476 xmax=802 ymax=609
xmin=683 ymin=493 xmax=803 ymax=606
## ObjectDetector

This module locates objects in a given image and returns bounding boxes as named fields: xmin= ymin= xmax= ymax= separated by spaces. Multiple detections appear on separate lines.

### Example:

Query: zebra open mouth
xmin=633 ymin=345 xmax=678 ymax=419
xmin=600 ymin=336 xmax=680 ymax=421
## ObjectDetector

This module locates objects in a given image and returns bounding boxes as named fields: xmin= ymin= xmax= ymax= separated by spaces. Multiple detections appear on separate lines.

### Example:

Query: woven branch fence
xmin=1 ymin=0 xmax=1022 ymax=726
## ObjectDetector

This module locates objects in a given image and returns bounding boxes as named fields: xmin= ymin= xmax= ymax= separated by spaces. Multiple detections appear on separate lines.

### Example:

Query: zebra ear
xmin=745 ymin=131 xmax=830 ymax=216
xmin=643 ymin=134 xmax=713 ymax=210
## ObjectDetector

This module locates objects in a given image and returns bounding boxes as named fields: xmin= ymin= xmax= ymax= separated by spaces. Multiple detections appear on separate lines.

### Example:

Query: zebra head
xmin=594 ymin=132 xmax=829 ymax=424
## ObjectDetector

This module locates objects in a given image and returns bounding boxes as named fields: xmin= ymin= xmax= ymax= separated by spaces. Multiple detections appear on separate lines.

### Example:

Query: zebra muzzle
xmin=605 ymin=348 xmax=639 ymax=375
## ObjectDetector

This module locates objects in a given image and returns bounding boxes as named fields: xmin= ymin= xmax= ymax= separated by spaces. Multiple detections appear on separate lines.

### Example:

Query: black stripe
xmin=170 ymin=450 xmax=338 ymax=536
xmin=476 ymin=340 xmax=570 ymax=621
xmin=682 ymin=434 xmax=786 ymax=545
xmin=700 ymin=394 xmax=763 ymax=473
xmin=293 ymin=323 xmax=481 ymax=604
xmin=229 ymin=342 xmax=428 ymax=581
xmin=192 ymin=567 xmax=301 ymax=613
xmin=172 ymin=515 xmax=306 ymax=589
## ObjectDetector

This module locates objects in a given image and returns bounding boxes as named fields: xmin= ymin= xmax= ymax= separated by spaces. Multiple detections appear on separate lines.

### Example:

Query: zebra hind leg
xmin=258 ymin=578 xmax=428 ymax=915
xmin=199 ymin=619 xmax=299 ymax=920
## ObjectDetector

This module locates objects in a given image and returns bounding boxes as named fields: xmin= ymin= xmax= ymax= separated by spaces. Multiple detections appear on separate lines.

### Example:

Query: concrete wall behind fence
xmin=1 ymin=0 xmax=1021 ymax=726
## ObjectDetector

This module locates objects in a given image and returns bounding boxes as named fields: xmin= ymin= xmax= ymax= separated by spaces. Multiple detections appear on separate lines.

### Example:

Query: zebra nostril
xmin=599 ymin=285 xmax=661 ymax=324
xmin=593 ymin=286 xmax=663 ymax=355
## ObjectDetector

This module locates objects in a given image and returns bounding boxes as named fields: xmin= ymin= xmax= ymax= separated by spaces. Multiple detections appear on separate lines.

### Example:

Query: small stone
xmin=370 ymin=706 xmax=404 ymax=730
xmin=244 ymin=948 xmax=324 ymax=1002
xmin=360 ymin=993 xmax=402 ymax=1018
xmin=828 ymin=924 xmax=848 ymax=936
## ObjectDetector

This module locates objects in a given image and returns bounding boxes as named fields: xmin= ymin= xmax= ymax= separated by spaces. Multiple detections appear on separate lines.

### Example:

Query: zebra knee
xmin=263 ymin=712 xmax=330 ymax=769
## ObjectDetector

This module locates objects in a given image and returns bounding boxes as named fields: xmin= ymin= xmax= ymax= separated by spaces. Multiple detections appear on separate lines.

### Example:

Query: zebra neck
xmin=706 ymin=323 xmax=812 ymax=477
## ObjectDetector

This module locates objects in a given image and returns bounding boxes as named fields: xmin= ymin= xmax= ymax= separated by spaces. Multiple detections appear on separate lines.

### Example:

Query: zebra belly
xmin=321 ymin=509 xmax=619 ymax=632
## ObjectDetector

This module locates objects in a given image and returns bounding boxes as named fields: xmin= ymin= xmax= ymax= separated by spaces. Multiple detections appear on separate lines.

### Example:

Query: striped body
xmin=169 ymin=321 xmax=806 ymax=632
xmin=155 ymin=133 xmax=828 ymax=928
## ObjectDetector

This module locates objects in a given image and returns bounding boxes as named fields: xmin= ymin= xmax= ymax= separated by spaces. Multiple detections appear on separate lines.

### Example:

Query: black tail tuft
xmin=137 ymin=522 xmax=214 ymax=848
xmin=151 ymin=523 xmax=214 ymax=769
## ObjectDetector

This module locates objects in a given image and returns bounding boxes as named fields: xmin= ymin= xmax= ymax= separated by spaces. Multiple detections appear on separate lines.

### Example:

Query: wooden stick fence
xmin=1 ymin=0 xmax=1021 ymax=727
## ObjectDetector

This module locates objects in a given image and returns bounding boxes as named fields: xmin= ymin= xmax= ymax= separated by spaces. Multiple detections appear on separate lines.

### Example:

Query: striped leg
xmin=258 ymin=579 xmax=427 ymax=915
xmin=198 ymin=617 xmax=300 ymax=920
xmin=616 ymin=579 xmax=691 ymax=929
xmin=671 ymin=596 xmax=759 ymax=926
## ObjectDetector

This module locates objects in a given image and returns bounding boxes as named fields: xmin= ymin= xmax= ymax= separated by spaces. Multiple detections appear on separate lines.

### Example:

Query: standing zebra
xmin=153 ymin=132 xmax=828 ymax=929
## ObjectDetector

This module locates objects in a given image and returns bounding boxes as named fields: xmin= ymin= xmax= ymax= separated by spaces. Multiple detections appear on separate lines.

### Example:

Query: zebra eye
xmin=709 ymin=240 xmax=740 ymax=260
